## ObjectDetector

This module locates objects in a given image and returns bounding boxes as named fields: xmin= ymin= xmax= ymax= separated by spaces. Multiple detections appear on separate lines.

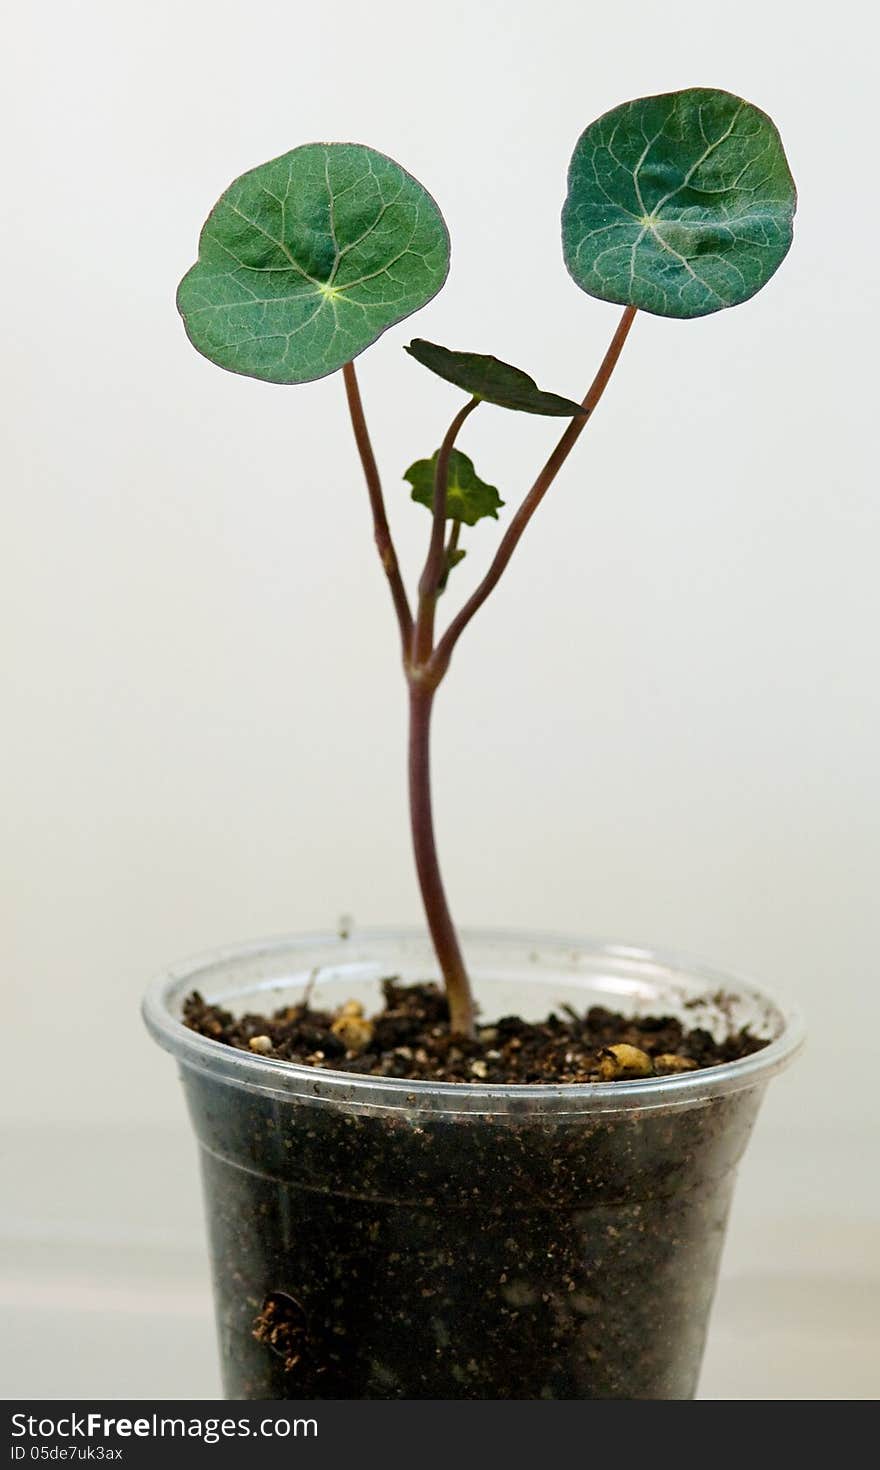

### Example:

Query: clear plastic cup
xmin=143 ymin=929 xmax=802 ymax=1400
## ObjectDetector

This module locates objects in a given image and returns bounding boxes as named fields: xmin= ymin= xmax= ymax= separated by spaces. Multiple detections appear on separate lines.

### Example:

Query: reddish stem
xmin=408 ymin=681 xmax=475 ymax=1036
xmin=342 ymin=360 xmax=412 ymax=655
xmin=407 ymin=396 xmax=479 ymax=1034
xmin=412 ymin=397 xmax=478 ymax=667
xmin=343 ymin=308 xmax=637 ymax=1039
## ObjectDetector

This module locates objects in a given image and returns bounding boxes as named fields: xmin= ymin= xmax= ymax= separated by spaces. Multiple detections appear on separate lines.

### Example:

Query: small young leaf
xmin=404 ymin=449 xmax=504 ymax=526
xmin=562 ymin=88 xmax=796 ymax=319
xmin=438 ymin=545 xmax=467 ymax=594
xmin=178 ymin=144 xmax=450 ymax=384
xmin=405 ymin=341 xmax=586 ymax=416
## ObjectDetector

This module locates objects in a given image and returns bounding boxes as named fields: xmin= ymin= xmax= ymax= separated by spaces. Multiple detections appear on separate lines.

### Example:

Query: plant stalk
xmin=408 ymin=680 xmax=475 ymax=1036
xmin=345 ymin=309 xmax=636 ymax=1038
xmin=412 ymin=397 xmax=478 ymax=667
xmin=407 ymin=395 xmax=480 ymax=1032
xmin=342 ymin=360 xmax=413 ymax=655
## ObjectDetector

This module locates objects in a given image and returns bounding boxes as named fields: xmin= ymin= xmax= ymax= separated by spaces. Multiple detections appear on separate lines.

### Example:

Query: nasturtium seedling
xmin=177 ymin=90 xmax=796 ymax=1036
xmin=177 ymin=143 xmax=450 ymax=384
xmin=404 ymin=448 xmax=504 ymax=525
xmin=405 ymin=341 xmax=587 ymax=416
xmin=562 ymin=88 xmax=796 ymax=318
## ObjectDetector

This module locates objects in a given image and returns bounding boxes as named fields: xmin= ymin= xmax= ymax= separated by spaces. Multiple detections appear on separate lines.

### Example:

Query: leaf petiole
xmin=411 ymin=397 xmax=480 ymax=670
xmin=342 ymin=360 xmax=413 ymax=657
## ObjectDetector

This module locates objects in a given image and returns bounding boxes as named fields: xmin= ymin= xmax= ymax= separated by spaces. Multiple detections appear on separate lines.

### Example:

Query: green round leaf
xmin=405 ymin=340 xmax=586 ymax=416
xmin=562 ymin=88 xmax=796 ymax=319
xmin=178 ymin=144 xmax=450 ymax=384
xmin=404 ymin=448 xmax=504 ymax=526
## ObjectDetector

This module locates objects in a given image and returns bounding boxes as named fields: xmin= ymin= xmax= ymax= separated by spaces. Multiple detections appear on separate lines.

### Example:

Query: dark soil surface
xmin=183 ymin=979 xmax=767 ymax=1084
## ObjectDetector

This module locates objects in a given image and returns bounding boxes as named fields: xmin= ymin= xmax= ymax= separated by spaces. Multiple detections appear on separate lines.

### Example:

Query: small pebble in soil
xmin=330 ymin=999 xmax=374 ymax=1054
xmin=248 ymin=1035 xmax=273 ymax=1054
xmin=654 ymin=1053 xmax=698 ymax=1074
xmin=598 ymin=1044 xmax=653 ymax=1080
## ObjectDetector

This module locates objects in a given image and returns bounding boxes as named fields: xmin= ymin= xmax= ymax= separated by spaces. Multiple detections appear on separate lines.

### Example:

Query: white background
xmin=3 ymin=0 xmax=877 ymax=1399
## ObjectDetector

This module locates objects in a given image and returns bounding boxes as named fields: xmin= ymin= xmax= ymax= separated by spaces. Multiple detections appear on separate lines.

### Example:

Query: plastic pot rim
xmin=142 ymin=926 xmax=804 ymax=1118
